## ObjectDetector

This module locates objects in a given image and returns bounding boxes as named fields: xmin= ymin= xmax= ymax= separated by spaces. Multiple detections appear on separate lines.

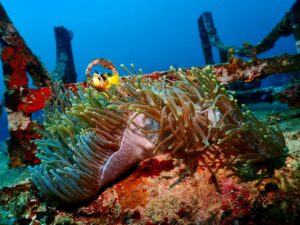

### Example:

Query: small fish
xmin=92 ymin=71 xmax=120 ymax=92
xmin=85 ymin=58 xmax=120 ymax=93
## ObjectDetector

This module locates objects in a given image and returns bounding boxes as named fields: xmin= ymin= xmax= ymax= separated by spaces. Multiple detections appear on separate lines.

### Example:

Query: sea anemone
xmin=30 ymin=84 xmax=158 ymax=203
xmin=30 ymin=60 xmax=286 ymax=203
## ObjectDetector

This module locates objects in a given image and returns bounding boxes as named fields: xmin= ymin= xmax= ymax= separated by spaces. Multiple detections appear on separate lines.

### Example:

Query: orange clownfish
xmin=92 ymin=71 xmax=120 ymax=92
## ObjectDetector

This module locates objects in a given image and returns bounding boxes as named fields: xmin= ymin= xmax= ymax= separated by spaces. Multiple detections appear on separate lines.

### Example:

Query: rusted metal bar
xmin=273 ymin=80 xmax=300 ymax=107
xmin=212 ymin=54 xmax=300 ymax=83
xmin=245 ymin=0 xmax=299 ymax=56
xmin=0 ymin=3 xmax=77 ymax=167
xmin=197 ymin=13 xmax=215 ymax=64
xmin=234 ymin=79 xmax=300 ymax=108
xmin=0 ymin=99 xmax=3 ymax=117
xmin=0 ymin=4 xmax=51 ymax=86
xmin=234 ymin=87 xmax=276 ymax=105
xmin=52 ymin=26 xmax=77 ymax=83
xmin=198 ymin=12 xmax=233 ymax=64
xmin=0 ymin=3 xmax=51 ymax=167
xmin=198 ymin=1 xmax=300 ymax=59
xmin=144 ymin=54 xmax=300 ymax=83
xmin=291 ymin=0 xmax=300 ymax=53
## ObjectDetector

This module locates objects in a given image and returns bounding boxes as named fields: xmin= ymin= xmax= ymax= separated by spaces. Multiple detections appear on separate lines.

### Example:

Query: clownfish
xmin=92 ymin=71 xmax=120 ymax=92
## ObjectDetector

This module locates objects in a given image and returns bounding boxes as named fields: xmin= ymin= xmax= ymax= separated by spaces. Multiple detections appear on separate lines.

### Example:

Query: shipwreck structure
xmin=197 ymin=0 xmax=300 ymax=105
xmin=0 ymin=3 xmax=76 ymax=167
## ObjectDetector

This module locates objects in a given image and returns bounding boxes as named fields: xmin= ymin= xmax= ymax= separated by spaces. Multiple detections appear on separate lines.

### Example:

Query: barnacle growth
xmin=30 ymin=60 xmax=286 ymax=203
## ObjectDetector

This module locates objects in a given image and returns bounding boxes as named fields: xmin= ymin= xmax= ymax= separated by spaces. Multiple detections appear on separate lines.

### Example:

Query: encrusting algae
xmin=29 ymin=59 xmax=286 ymax=203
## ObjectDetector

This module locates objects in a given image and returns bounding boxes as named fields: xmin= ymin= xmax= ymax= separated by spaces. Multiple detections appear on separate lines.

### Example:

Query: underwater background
xmin=0 ymin=0 xmax=297 ymax=141
xmin=1 ymin=1 xmax=300 ymax=224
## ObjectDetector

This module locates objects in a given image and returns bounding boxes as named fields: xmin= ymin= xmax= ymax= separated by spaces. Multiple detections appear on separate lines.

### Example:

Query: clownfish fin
xmin=104 ymin=73 xmax=120 ymax=90
xmin=108 ymin=73 xmax=120 ymax=86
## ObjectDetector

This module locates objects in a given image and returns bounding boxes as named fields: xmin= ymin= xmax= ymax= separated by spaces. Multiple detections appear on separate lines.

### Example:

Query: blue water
xmin=0 ymin=0 xmax=297 ymax=141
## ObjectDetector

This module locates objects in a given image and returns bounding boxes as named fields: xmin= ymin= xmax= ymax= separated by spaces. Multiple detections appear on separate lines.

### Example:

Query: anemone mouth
xmin=30 ymin=62 xmax=286 ymax=203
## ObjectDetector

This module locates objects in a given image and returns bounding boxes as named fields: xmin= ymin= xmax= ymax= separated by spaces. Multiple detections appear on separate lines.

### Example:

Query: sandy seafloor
xmin=249 ymin=102 xmax=300 ymax=158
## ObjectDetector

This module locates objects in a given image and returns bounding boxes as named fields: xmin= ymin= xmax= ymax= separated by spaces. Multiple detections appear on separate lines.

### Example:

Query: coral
xmin=18 ymin=87 xmax=51 ymax=114
xmin=30 ymin=61 xmax=286 ymax=203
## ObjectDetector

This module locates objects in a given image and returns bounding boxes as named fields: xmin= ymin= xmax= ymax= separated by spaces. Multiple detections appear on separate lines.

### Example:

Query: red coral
xmin=18 ymin=87 xmax=51 ymax=113
xmin=9 ymin=121 xmax=42 ymax=166
xmin=1 ymin=47 xmax=14 ymax=61
xmin=220 ymin=179 xmax=252 ymax=218
xmin=2 ymin=46 xmax=29 ymax=89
